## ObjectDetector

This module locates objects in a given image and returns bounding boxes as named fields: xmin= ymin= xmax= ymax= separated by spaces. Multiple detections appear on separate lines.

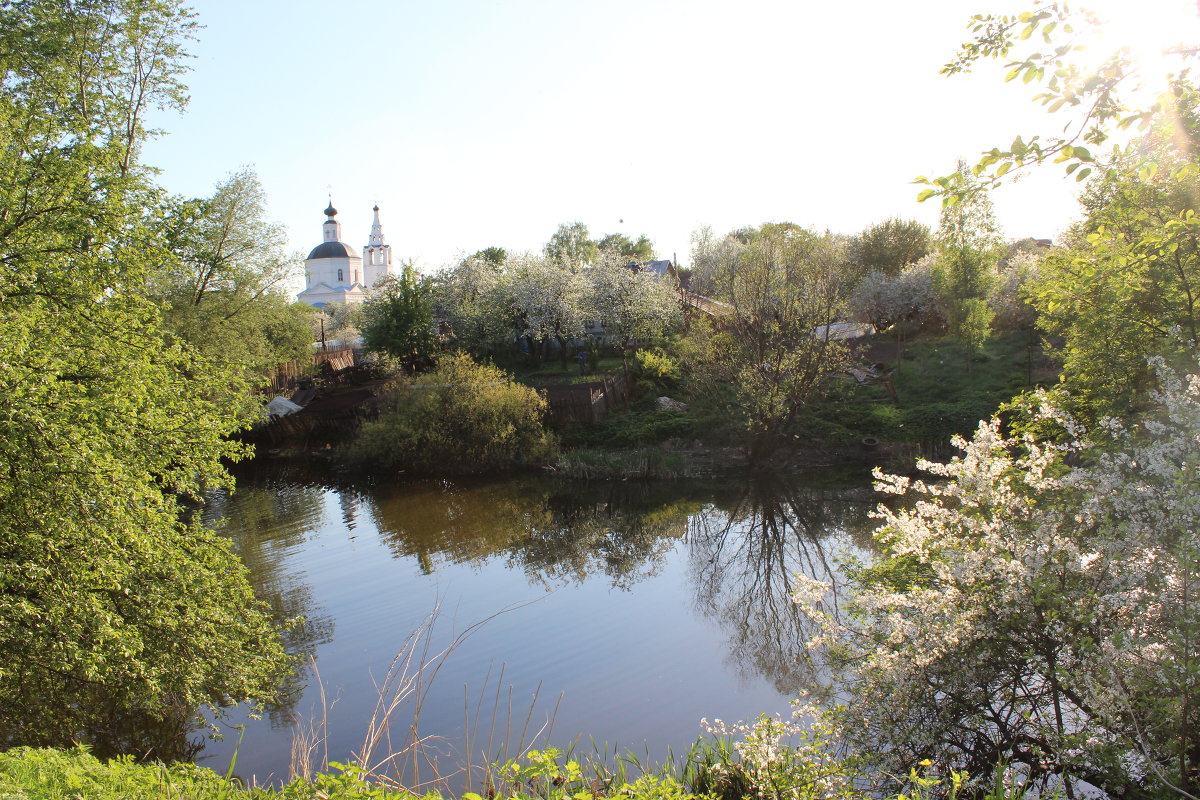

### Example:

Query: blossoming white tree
xmin=800 ymin=357 xmax=1200 ymax=799
xmin=435 ymin=250 xmax=681 ymax=365
xmin=846 ymin=257 xmax=937 ymax=331
xmin=586 ymin=253 xmax=682 ymax=365
xmin=507 ymin=253 xmax=593 ymax=367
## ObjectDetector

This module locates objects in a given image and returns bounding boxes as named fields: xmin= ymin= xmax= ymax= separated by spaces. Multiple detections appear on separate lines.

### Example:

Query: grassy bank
xmin=0 ymin=746 xmax=702 ymax=800
xmin=795 ymin=330 xmax=1055 ymax=448
xmin=556 ymin=331 xmax=1056 ymax=458
xmin=254 ymin=332 xmax=1049 ymax=476
xmin=0 ymin=742 xmax=1012 ymax=800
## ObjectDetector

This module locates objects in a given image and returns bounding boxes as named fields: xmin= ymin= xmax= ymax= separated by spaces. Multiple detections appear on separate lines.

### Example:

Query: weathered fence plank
xmin=543 ymin=369 xmax=633 ymax=424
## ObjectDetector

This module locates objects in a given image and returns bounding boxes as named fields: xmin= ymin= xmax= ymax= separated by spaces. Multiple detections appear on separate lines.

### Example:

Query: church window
xmin=354 ymin=270 xmax=359 ymax=283
xmin=337 ymin=268 xmax=344 ymax=282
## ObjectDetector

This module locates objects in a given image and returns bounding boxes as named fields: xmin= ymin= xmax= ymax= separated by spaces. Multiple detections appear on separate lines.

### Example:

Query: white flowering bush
xmin=988 ymin=250 xmax=1041 ymax=332
xmin=700 ymin=711 xmax=859 ymax=800
xmin=847 ymin=257 xmax=937 ymax=331
xmin=798 ymin=357 xmax=1200 ymax=799
xmin=586 ymin=255 xmax=683 ymax=355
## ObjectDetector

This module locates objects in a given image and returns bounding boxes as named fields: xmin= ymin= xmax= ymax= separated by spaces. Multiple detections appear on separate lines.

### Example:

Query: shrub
xmin=632 ymin=348 xmax=682 ymax=394
xmin=348 ymin=352 xmax=557 ymax=474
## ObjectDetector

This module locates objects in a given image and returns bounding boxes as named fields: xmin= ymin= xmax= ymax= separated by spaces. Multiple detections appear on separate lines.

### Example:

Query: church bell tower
xmin=362 ymin=205 xmax=394 ymax=288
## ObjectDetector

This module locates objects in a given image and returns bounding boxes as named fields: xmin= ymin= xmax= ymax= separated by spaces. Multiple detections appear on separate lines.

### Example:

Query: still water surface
xmin=198 ymin=464 xmax=879 ymax=786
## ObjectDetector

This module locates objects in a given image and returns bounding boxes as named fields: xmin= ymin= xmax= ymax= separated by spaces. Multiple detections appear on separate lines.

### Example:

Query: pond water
xmin=195 ymin=463 xmax=881 ymax=788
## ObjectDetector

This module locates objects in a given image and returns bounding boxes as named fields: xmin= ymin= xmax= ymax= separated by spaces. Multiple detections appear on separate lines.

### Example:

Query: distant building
xmin=637 ymin=259 xmax=674 ymax=278
xmin=296 ymin=202 xmax=397 ymax=308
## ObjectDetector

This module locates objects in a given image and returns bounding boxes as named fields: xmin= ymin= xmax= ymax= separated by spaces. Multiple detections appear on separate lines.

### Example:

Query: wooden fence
xmin=265 ymin=345 xmax=358 ymax=394
xmin=543 ymin=370 xmax=632 ymax=424
xmin=314 ymin=346 xmax=356 ymax=371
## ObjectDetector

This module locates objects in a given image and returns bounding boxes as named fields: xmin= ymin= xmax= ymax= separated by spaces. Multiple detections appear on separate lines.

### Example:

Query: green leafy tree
xmin=934 ymin=162 xmax=1002 ymax=365
xmin=360 ymin=264 xmax=437 ymax=366
xmin=596 ymin=232 xmax=655 ymax=263
xmin=471 ymin=246 xmax=507 ymax=266
xmin=348 ymin=352 xmax=557 ymax=473
xmin=0 ymin=0 xmax=289 ymax=749
xmin=917 ymin=4 xmax=1200 ymax=418
xmin=854 ymin=218 xmax=931 ymax=277
xmin=1027 ymin=105 xmax=1200 ymax=418
xmin=150 ymin=168 xmax=312 ymax=379
xmin=544 ymin=222 xmax=598 ymax=268
xmin=683 ymin=224 xmax=851 ymax=465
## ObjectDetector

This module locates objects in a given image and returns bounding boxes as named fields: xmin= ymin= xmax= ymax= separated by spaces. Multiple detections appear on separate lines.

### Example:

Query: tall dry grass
xmin=287 ymin=601 xmax=563 ymax=795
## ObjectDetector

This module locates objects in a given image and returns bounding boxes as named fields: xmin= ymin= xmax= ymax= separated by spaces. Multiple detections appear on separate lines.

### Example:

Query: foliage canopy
xmin=684 ymin=224 xmax=851 ymax=464
xmin=1029 ymin=101 xmax=1200 ymax=418
xmin=150 ymin=168 xmax=313 ymax=379
xmin=360 ymin=264 xmax=437 ymax=365
xmin=854 ymin=218 xmax=931 ymax=277
xmin=0 ymin=0 xmax=289 ymax=749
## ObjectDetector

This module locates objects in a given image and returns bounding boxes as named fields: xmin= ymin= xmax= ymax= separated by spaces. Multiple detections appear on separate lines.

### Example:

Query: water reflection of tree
xmin=511 ymin=484 xmax=705 ymax=589
xmin=688 ymin=478 xmax=877 ymax=695
xmin=205 ymin=479 xmax=336 ymax=726
xmin=368 ymin=477 xmax=710 ymax=589
xmin=77 ymin=703 xmax=205 ymax=764
xmin=370 ymin=478 xmax=555 ymax=570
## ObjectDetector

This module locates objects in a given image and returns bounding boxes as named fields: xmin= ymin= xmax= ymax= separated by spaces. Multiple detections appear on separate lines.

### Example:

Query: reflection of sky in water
xmin=197 ymin=469 xmax=878 ymax=787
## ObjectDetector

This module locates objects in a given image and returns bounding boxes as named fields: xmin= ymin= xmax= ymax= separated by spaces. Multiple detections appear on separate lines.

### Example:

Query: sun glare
xmin=1074 ymin=0 xmax=1199 ymax=89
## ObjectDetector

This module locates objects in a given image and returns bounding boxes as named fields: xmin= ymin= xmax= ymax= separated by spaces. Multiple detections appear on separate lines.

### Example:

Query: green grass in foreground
xmin=0 ymin=746 xmax=700 ymax=800
xmin=0 ymin=743 xmax=1036 ymax=800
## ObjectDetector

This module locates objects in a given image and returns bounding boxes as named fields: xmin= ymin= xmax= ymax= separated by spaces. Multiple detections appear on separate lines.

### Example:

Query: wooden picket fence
xmin=543 ymin=370 xmax=632 ymax=424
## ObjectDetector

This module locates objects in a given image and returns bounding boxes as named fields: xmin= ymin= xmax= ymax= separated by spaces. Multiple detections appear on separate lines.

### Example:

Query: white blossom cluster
xmin=702 ymin=709 xmax=858 ymax=800
xmin=434 ymin=251 xmax=681 ymax=352
xmin=846 ymin=257 xmax=937 ymax=331
xmin=797 ymin=357 xmax=1200 ymax=798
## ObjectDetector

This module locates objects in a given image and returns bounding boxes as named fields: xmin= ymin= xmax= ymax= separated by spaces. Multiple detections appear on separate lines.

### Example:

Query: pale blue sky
xmin=140 ymin=0 xmax=1187 ymax=280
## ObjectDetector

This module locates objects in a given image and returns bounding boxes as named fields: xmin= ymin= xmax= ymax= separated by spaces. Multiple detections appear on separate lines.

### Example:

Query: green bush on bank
xmin=348 ymin=353 xmax=558 ymax=474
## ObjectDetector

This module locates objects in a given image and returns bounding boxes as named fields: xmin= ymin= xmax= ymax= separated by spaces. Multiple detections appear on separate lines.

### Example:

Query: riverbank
xmin=0 ymin=746 xmax=704 ymax=800
xmin=244 ymin=329 xmax=1048 ymax=479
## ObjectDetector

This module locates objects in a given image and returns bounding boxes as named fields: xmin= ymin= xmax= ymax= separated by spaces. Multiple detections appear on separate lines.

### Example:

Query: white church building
xmin=296 ymin=201 xmax=396 ymax=308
